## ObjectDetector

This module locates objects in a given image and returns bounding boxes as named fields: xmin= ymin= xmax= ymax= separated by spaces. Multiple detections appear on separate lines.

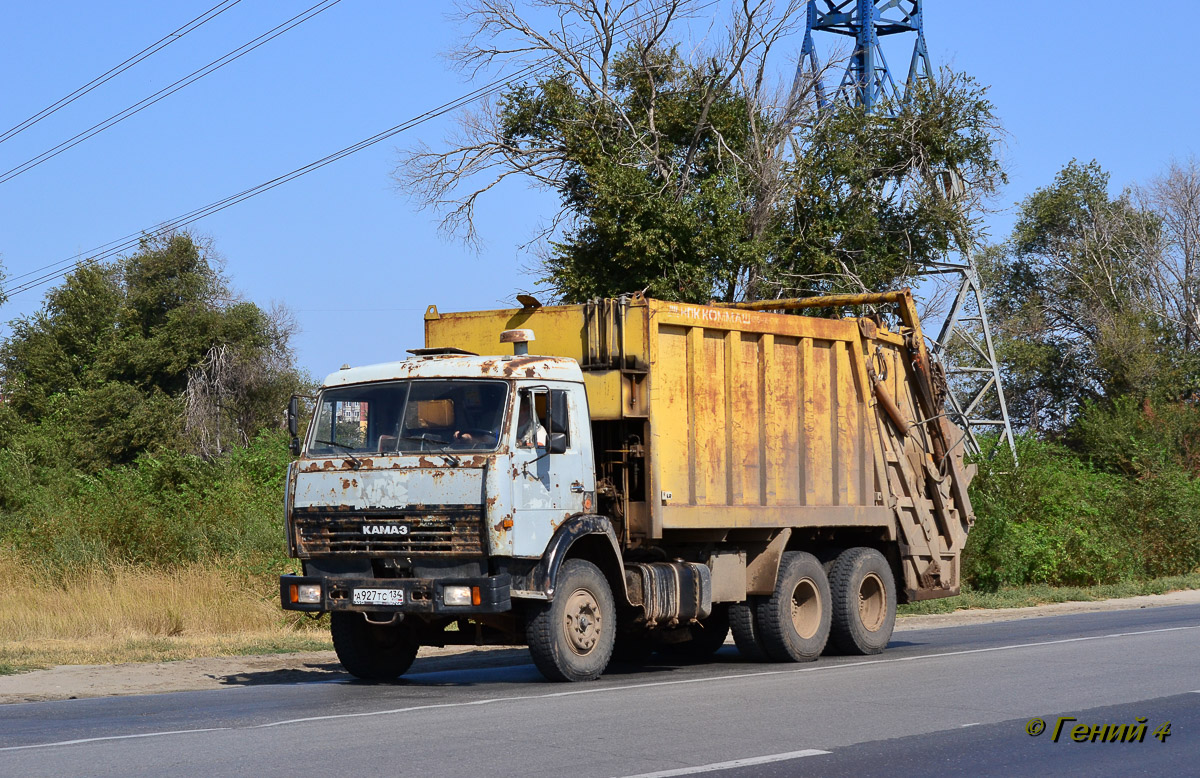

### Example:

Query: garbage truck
xmin=280 ymin=291 xmax=975 ymax=682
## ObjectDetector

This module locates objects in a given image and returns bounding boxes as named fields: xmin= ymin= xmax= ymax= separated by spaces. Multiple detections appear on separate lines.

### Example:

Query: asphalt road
xmin=2 ymin=605 xmax=1198 ymax=777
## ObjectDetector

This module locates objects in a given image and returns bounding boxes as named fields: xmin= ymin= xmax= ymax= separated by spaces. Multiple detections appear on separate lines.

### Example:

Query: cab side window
xmin=547 ymin=390 xmax=569 ymax=448
xmin=516 ymin=389 xmax=569 ymax=449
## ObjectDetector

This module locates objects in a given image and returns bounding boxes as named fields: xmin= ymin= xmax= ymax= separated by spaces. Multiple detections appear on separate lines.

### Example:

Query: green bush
xmin=1072 ymin=396 xmax=1200 ymax=476
xmin=965 ymin=400 xmax=1200 ymax=590
xmin=965 ymin=437 xmax=1137 ymax=589
xmin=0 ymin=428 xmax=292 ymax=575
xmin=5 ymin=376 xmax=1199 ymax=594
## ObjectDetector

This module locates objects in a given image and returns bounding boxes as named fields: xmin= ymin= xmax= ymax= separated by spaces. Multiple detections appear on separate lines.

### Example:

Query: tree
xmin=0 ymin=232 xmax=303 ymax=469
xmin=1135 ymin=158 xmax=1200 ymax=359
xmin=397 ymin=0 xmax=1004 ymax=304
xmin=779 ymin=70 xmax=1004 ymax=299
xmin=985 ymin=160 xmax=1196 ymax=433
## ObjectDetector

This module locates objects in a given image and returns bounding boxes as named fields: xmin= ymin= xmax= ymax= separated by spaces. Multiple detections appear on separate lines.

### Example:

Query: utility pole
xmin=797 ymin=0 xmax=1017 ymax=463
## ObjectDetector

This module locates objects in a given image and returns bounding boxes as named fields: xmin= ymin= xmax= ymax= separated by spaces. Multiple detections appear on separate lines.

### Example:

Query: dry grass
xmin=6 ymin=556 xmax=1199 ymax=676
xmin=0 ymin=634 xmax=333 ymax=676
xmin=897 ymin=572 xmax=1200 ymax=615
xmin=0 ymin=557 xmax=330 ymax=674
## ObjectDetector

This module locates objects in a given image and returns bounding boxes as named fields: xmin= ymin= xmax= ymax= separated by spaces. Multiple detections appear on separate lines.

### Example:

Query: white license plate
xmin=352 ymin=588 xmax=405 ymax=605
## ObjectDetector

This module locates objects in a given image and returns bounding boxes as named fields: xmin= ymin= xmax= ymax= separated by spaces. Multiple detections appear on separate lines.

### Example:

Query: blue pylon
xmin=799 ymin=0 xmax=932 ymax=114
xmin=796 ymin=1 xmax=1019 ymax=463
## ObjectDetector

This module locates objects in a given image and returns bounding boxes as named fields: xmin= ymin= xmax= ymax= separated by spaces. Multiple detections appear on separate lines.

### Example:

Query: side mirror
xmin=287 ymin=396 xmax=299 ymax=436
xmin=547 ymin=432 xmax=567 ymax=455
xmin=287 ymin=396 xmax=301 ymax=456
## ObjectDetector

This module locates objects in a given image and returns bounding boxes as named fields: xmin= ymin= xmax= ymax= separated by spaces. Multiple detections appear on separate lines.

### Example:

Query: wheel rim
xmin=789 ymin=577 xmax=822 ymax=640
xmin=858 ymin=572 xmax=886 ymax=632
xmin=563 ymin=587 xmax=603 ymax=655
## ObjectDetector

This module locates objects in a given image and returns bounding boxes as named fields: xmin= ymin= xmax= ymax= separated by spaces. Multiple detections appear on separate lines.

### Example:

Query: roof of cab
xmin=322 ymin=354 xmax=583 ymax=387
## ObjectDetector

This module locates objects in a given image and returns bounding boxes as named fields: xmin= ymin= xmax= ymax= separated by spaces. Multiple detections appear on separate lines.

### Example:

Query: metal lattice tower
xmin=800 ymin=0 xmax=932 ymax=113
xmin=797 ymin=1 xmax=1018 ymax=462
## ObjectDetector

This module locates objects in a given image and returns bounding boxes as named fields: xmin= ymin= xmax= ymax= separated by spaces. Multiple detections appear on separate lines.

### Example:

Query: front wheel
xmin=330 ymin=612 xmax=420 ymax=681
xmin=526 ymin=559 xmax=616 ymax=682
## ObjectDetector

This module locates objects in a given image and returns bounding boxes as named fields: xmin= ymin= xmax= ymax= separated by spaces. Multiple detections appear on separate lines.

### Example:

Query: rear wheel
xmin=729 ymin=599 xmax=770 ymax=662
xmin=755 ymin=551 xmax=831 ymax=662
xmin=526 ymin=559 xmax=616 ymax=682
xmin=331 ymin=612 xmax=419 ymax=681
xmin=828 ymin=547 xmax=896 ymax=655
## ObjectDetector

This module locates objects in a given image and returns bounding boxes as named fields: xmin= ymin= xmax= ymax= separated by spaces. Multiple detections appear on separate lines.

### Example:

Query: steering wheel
xmin=453 ymin=428 xmax=498 ymax=448
xmin=403 ymin=432 xmax=448 ymax=451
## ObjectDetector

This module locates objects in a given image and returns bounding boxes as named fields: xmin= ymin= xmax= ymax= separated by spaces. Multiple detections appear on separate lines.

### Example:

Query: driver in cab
xmin=453 ymin=398 xmax=544 ymax=447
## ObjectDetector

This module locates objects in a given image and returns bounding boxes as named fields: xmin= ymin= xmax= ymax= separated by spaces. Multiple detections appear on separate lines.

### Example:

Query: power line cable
xmin=0 ymin=0 xmax=245 ymax=146
xmin=2 ymin=58 xmax=544 ymax=296
xmin=0 ymin=0 xmax=343 ymax=185
xmin=3 ymin=1 xmax=716 ymax=299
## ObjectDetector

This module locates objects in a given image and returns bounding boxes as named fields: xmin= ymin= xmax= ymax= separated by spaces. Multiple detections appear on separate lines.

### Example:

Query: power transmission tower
xmin=797 ymin=0 xmax=1018 ymax=462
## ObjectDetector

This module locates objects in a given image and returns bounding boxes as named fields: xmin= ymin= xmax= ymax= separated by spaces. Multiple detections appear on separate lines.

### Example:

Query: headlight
xmin=442 ymin=585 xmax=472 ymax=606
xmin=296 ymin=584 xmax=322 ymax=604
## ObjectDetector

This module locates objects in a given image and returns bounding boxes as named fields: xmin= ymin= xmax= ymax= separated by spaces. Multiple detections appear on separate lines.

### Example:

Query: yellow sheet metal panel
xmin=581 ymin=371 xmax=623 ymax=420
xmin=766 ymin=336 xmax=802 ymax=506
xmin=660 ymin=504 xmax=894 ymax=530
xmin=652 ymin=325 xmax=690 ymax=505
xmin=835 ymin=342 xmax=860 ymax=506
xmin=640 ymin=298 xmax=896 ymax=532
xmin=805 ymin=340 xmax=835 ymax=506
xmin=425 ymin=296 xmax=908 ymax=526
xmin=731 ymin=332 xmax=762 ymax=506
xmin=424 ymin=303 xmax=593 ymax=361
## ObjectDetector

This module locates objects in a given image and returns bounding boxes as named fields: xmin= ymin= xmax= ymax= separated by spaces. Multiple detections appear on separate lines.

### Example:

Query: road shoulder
xmin=4 ymin=588 xmax=1199 ymax=704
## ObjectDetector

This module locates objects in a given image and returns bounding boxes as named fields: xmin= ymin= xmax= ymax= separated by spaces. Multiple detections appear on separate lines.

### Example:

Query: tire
xmin=526 ymin=559 xmax=616 ymax=682
xmin=657 ymin=604 xmax=730 ymax=661
xmin=828 ymin=547 xmax=896 ymax=655
xmin=729 ymin=599 xmax=771 ymax=662
xmin=330 ymin=612 xmax=420 ymax=681
xmin=754 ymin=551 xmax=832 ymax=662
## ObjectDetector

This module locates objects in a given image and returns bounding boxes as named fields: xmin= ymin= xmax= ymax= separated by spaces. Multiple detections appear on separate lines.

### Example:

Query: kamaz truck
xmin=280 ymin=292 xmax=975 ymax=682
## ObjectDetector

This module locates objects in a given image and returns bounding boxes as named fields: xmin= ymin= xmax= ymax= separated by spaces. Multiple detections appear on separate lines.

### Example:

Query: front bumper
xmin=279 ymin=573 xmax=511 ymax=615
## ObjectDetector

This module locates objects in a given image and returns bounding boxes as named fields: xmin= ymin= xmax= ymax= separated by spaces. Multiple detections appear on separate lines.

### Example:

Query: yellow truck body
xmin=425 ymin=292 xmax=974 ymax=602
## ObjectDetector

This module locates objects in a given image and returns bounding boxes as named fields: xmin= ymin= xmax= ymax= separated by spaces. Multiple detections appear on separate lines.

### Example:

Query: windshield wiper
xmin=314 ymin=439 xmax=362 ymax=469
xmin=399 ymin=435 xmax=461 ymax=467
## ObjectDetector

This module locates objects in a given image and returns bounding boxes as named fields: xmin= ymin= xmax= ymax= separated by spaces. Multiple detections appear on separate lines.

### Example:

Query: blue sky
xmin=0 ymin=1 xmax=1196 ymax=378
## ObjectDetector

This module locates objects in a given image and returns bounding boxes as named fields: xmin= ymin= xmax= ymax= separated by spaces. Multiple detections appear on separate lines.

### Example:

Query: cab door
xmin=510 ymin=384 xmax=592 ymax=557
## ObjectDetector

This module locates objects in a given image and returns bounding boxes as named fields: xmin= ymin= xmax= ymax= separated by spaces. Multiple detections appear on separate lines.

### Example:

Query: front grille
xmin=292 ymin=507 xmax=485 ymax=557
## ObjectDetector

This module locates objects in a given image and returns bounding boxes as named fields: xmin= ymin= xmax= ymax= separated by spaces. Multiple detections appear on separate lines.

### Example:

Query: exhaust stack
xmin=500 ymin=328 xmax=535 ymax=356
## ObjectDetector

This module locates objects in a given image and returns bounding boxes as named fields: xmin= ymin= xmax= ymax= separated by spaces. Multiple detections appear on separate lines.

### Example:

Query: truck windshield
xmin=308 ymin=380 xmax=508 ymax=456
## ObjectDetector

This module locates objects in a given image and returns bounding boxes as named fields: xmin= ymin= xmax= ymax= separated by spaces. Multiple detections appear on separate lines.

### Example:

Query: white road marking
xmin=613 ymin=749 xmax=831 ymax=777
xmin=960 ymin=723 xmax=981 ymax=728
xmin=0 ymin=728 xmax=228 ymax=752
xmin=4 ymin=623 xmax=1199 ymax=752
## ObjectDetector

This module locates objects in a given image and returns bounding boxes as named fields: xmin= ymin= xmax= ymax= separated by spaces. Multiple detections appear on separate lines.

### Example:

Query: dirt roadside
xmin=4 ymin=589 xmax=1199 ymax=705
